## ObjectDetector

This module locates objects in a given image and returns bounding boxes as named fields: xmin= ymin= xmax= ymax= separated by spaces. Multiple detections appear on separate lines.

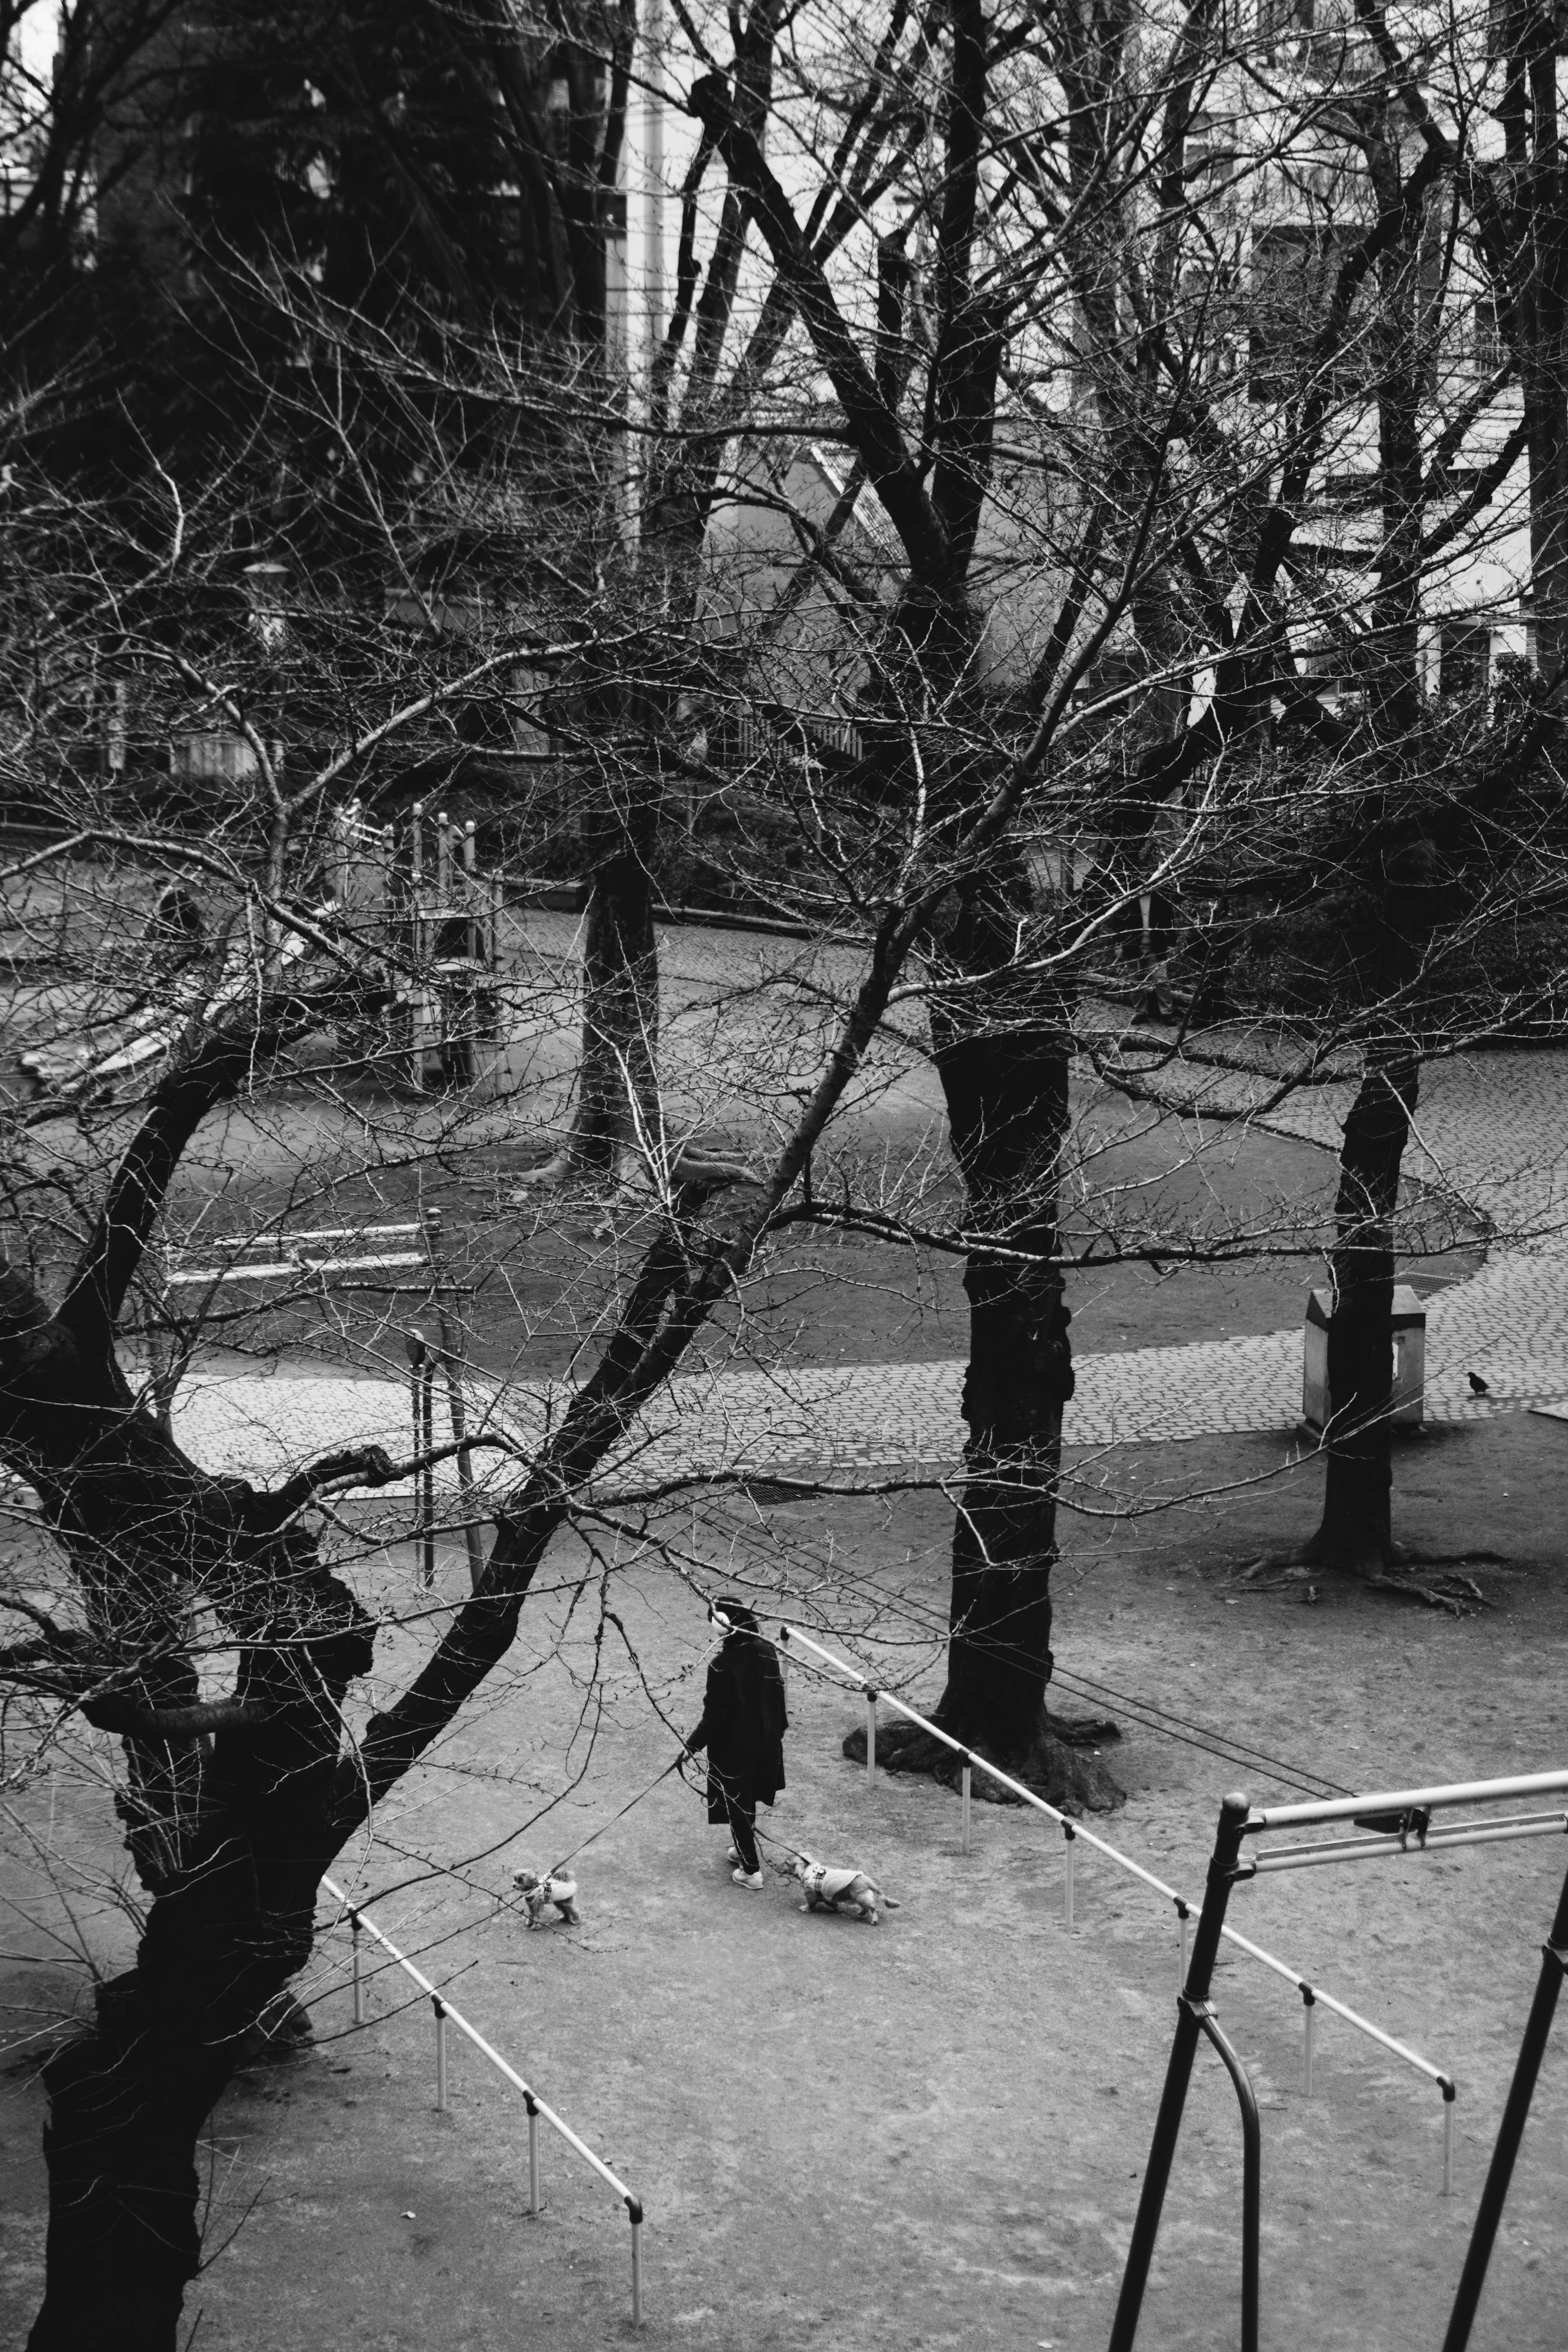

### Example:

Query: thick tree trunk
xmin=1306 ymin=1054 xmax=1418 ymax=1570
xmin=858 ymin=879 xmax=1122 ymax=1811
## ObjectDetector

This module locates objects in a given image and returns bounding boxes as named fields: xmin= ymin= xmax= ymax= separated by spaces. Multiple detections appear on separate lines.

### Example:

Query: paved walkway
xmin=168 ymin=1048 xmax=1568 ymax=1498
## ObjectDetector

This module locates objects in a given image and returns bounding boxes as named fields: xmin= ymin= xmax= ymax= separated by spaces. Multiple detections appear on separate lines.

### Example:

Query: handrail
xmin=1247 ymin=1770 xmax=1568 ymax=1833
xmin=771 ymin=1620 xmax=1458 ymax=2129
xmin=320 ymin=1874 xmax=644 ymax=2323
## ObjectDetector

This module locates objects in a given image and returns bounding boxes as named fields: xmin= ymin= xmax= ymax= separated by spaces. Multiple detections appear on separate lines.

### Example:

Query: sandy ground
xmin=5 ymin=1415 xmax=1568 ymax=2352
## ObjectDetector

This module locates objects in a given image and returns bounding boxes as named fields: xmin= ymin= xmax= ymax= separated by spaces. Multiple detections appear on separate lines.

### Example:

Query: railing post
xmin=1107 ymin=1790 xmax=1252 ymax=2352
xmin=351 ymin=1911 xmax=364 ymax=2025
xmin=406 ymin=1328 xmax=435 ymax=1587
xmin=526 ymin=2093 xmax=541 ymax=2214
xmin=1443 ymin=2082 xmax=1456 ymax=2198
xmin=434 ymin=1997 xmax=448 ymax=2111
xmin=864 ymin=1689 xmax=877 ymax=1783
xmin=1302 ymin=1985 xmax=1316 ymax=2093
xmin=628 ymin=2199 xmax=644 ymax=2324
xmin=1063 ymin=1821 xmax=1076 ymax=1931
xmin=960 ymin=1757 xmax=972 ymax=1854
xmin=1176 ymin=1898 xmax=1190 ymax=1994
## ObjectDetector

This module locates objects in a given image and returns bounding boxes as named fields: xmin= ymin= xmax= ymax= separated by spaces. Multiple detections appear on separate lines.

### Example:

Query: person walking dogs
xmin=685 ymin=1600 xmax=788 ymax=1888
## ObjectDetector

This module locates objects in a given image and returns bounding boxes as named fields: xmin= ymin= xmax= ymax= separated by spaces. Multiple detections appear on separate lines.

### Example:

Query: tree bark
xmin=1306 ymin=1053 xmax=1419 ymax=1571
xmin=860 ymin=875 xmax=1123 ymax=1811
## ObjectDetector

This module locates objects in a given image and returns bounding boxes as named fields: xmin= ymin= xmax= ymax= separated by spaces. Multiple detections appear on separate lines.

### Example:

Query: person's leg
xmin=728 ymin=1801 xmax=761 ymax=1877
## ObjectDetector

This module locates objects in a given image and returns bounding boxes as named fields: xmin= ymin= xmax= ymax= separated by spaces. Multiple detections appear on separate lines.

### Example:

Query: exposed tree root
xmin=842 ymin=1713 xmax=1125 ymax=1815
xmin=1236 ymin=1546 xmax=1501 ymax=1615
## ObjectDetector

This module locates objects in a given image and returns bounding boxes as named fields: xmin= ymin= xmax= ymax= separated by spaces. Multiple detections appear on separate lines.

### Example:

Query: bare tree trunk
xmin=856 ymin=873 xmax=1123 ymax=1810
xmin=1305 ymin=1052 xmax=1418 ymax=1571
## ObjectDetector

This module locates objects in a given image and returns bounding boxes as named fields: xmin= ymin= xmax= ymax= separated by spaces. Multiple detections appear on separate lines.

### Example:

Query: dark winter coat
xmin=688 ymin=1630 xmax=788 ymax=1818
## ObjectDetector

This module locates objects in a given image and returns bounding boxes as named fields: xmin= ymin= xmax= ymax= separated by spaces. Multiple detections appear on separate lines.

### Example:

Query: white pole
xmin=865 ymin=1691 xmax=876 ymax=1783
xmin=1303 ymin=1988 xmax=1316 ymax=2093
xmin=961 ymin=1760 xmax=972 ymax=1853
xmin=435 ymin=1999 xmax=448 ymax=2111
xmin=528 ymin=2100 xmax=541 ymax=2213
xmin=631 ymin=2212 xmax=644 ymax=2323
xmin=1443 ymin=2090 xmax=1456 ymax=2196
xmin=352 ymin=1914 xmax=364 ymax=2025
xmin=1176 ymin=1900 xmax=1190 ymax=1993
xmin=1064 ymin=1824 xmax=1076 ymax=1931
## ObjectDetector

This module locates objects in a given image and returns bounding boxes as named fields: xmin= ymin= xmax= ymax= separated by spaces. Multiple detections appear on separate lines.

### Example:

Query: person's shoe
xmin=731 ymin=1867 xmax=764 ymax=1889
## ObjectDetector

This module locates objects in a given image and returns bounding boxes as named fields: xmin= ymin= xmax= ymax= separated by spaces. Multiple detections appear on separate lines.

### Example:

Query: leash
xmin=546 ymin=1751 xmax=696 ymax=1878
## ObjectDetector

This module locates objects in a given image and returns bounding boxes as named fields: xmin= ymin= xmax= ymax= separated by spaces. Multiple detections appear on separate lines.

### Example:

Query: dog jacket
xmin=801 ymin=1863 xmax=871 ymax=1907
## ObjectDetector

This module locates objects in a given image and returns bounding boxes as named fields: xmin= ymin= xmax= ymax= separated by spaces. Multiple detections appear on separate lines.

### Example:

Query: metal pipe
xmin=1443 ymin=2084 xmax=1456 ymax=2199
xmin=321 ymin=1877 xmax=640 ymax=2214
xmin=1197 ymin=2005 xmax=1262 ymax=2352
xmin=1248 ymin=1769 xmax=1568 ymax=1834
xmin=774 ymin=1622 xmax=1453 ymax=2096
xmin=1302 ymin=1986 xmax=1316 ymax=2093
xmin=1107 ymin=1792 xmax=1252 ymax=2352
xmin=961 ymin=1759 xmax=971 ymax=1854
xmin=1442 ymin=1859 xmax=1568 ymax=2348
xmin=865 ymin=1690 xmax=876 ymax=1782
xmin=528 ymin=2096 xmax=541 ymax=2214
xmin=428 ymin=1213 xmax=485 ymax=1594
xmin=434 ymin=1998 xmax=448 ymax=2111
xmin=630 ymin=2205 xmax=644 ymax=2324
xmin=421 ymin=1359 xmax=435 ymax=1587
xmin=1064 ymin=1824 xmax=1076 ymax=1931
xmin=1253 ymin=1815 xmax=1568 ymax=1870
xmin=352 ymin=1913 xmax=364 ymax=2025
xmin=1176 ymin=1899 xmax=1190 ymax=1994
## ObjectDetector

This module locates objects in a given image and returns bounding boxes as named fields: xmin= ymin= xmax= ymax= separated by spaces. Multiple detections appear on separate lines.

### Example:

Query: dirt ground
xmin=0 ymin=912 xmax=1548 ymax=2348
xmin=5 ymin=1414 xmax=1568 ymax=2352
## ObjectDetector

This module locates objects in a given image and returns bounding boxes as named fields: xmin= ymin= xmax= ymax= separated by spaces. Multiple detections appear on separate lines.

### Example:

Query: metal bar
xmin=1441 ymin=1861 xmax=1568 ymax=2349
xmin=631 ymin=2211 xmax=644 ymax=2325
xmin=1176 ymin=1900 xmax=1190 ymax=1995
xmin=202 ymin=1222 xmax=420 ymax=1248
xmin=352 ymin=1913 xmax=364 ymax=2025
xmin=320 ymin=1877 xmax=641 ymax=2212
xmin=434 ymin=1998 xmax=448 ymax=2111
xmin=1197 ymin=2006 xmax=1262 ymax=2352
xmin=961 ymin=1759 xmax=971 ymax=1854
xmin=1252 ymin=1815 xmax=1568 ymax=1871
xmin=1444 ymin=2085 xmax=1456 ymax=2199
xmin=528 ymin=2098 xmax=541 ymax=2213
xmin=429 ymin=1230 xmax=486 ymax=1594
xmin=1107 ymin=1794 xmax=1252 ymax=2352
xmin=169 ymin=1251 xmax=425 ymax=1285
xmin=1064 ymin=1824 xmax=1076 ymax=1931
xmin=1248 ymin=1770 xmax=1568 ymax=1834
xmin=775 ymin=1622 xmax=1452 ymax=2096
xmin=865 ymin=1690 xmax=876 ymax=1782
xmin=1302 ymin=1986 xmax=1316 ymax=2093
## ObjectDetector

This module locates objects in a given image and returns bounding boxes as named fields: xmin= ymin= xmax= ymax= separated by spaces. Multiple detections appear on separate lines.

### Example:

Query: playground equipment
xmin=1107 ymin=1771 xmax=1568 ymax=2352
xmin=330 ymin=798 xmax=503 ymax=1092
xmin=157 ymin=1205 xmax=486 ymax=1587
xmin=20 ymin=798 xmax=504 ymax=1102
xmin=320 ymin=1874 xmax=644 ymax=2324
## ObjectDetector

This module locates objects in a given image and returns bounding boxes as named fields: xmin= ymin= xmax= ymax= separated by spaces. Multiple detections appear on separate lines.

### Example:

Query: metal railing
xmin=320 ymin=1874 xmax=644 ymax=2324
xmin=1107 ymin=1773 xmax=1568 ymax=2352
xmin=772 ymin=1620 xmax=1460 ymax=2174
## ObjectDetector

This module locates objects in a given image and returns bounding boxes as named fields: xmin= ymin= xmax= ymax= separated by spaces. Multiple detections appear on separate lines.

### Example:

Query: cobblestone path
xmin=170 ymin=1047 xmax=1568 ymax=1496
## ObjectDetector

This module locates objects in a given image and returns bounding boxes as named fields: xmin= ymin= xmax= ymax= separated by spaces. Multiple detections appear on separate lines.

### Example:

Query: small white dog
xmin=794 ymin=1855 xmax=900 ymax=1925
xmin=514 ymin=1868 xmax=581 ymax=1928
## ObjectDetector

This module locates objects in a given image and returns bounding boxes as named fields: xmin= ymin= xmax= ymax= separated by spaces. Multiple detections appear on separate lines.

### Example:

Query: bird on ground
xmin=1468 ymin=1372 xmax=1490 ymax=1396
